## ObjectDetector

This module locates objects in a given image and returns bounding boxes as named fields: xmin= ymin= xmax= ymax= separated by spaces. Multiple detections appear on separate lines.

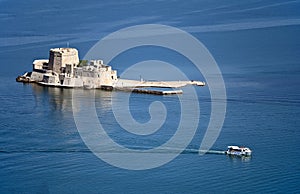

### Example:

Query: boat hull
xmin=226 ymin=151 xmax=251 ymax=156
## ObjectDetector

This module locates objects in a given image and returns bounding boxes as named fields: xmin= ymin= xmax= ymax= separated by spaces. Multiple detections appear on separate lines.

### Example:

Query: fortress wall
xmin=48 ymin=48 xmax=79 ymax=74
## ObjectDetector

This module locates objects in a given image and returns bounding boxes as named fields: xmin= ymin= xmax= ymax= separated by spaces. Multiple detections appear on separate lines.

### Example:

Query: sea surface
xmin=1 ymin=0 xmax=300 ymax=193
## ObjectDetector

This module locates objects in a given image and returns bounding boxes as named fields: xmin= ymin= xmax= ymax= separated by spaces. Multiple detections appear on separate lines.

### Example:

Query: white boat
xmin=226 ymin=146 xmax=252 ymax=156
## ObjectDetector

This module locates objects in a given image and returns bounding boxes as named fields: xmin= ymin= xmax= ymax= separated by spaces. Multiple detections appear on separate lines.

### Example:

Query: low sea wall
xmin=114 ymin=79 xmax=205 ymax=88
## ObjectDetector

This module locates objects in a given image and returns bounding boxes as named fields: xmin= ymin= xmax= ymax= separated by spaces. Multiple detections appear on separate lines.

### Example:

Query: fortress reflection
xmin=31 ymin=84 xmax=113 ymax=114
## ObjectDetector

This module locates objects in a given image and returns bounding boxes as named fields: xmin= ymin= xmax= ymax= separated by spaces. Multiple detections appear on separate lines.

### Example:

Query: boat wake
xmin=0 ymin=147 xmax=226 ymax=155
xmin=199 ymin=150 xmax=226 ymax=155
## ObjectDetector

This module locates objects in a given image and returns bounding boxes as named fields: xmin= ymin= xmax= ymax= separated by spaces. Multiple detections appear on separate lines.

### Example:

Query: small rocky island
xmin=16 ymin=48 xmax=205 ymax=93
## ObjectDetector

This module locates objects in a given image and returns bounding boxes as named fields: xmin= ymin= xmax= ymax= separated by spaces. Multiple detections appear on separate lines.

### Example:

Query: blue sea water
xmin=1 ymin=0 xmax=300 ymax=193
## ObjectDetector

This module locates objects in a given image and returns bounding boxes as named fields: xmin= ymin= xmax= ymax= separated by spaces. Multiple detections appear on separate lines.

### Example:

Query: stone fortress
xmin=17 ymin=48 xmax=118 ymax=89
xmin=16 ymin=47 xmax=205 ymax=92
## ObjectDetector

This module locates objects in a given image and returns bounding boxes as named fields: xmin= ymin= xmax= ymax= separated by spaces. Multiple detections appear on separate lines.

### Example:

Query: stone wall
xmin=48 ymin=48 xmax=79 ymax=74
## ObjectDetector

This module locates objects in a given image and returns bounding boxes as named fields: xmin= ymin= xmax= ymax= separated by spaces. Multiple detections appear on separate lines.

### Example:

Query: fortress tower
xmin=48 ymin=48 xmax=79 ymax=73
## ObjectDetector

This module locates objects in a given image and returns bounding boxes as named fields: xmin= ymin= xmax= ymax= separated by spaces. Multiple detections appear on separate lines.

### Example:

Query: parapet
xmin=50 ymin=48 xmax=78 ymax=54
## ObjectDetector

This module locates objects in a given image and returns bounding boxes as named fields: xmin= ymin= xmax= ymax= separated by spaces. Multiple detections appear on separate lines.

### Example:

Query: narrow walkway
xmin=114 ymin=79 xmax=205 ymax=88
